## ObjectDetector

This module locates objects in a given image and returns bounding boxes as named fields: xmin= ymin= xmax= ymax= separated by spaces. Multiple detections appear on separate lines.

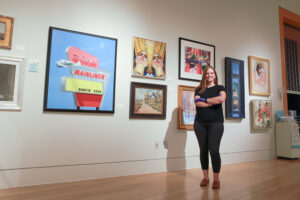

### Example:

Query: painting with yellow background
xmin=133 ymin=37 xmax=166 ymax=80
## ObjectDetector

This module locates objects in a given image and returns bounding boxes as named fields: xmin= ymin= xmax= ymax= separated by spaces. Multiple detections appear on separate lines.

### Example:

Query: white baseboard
xmin=0 ymin=149 xmax=275 ymax=189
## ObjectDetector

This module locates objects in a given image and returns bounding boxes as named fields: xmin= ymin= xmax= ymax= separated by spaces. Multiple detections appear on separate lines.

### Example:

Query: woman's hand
xmin=194 ymin=95 xmax=212 ymax=107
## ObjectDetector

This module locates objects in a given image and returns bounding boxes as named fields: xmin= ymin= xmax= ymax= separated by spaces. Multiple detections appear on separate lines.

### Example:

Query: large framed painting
xmin=44 ymin=27 xmax=117 ymax=113
xmin=178 ymin=85 xmax=196 ymax=130
xmin=0 ymin=15 xmax=14 ymax=49
xmin=0 ymin=56 xmax=25 ymax=110
xmin=179 ymin=37 xmax=215 ymax=81
xmin=248 ymin=56 xmax=270 ymax=96
xmin=132 ymin=37 xmax=166 ymax=80
xmin=225 ymin=57 xmax=245 ymax=118
xmin=251 ymin=99 xmax=272 ymax=129
xmin=129 ymin=82 xmax=167 ymax=119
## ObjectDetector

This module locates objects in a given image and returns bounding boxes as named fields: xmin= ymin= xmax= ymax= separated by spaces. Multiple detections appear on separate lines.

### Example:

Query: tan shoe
xmin=200 ymin=178 xmax=209 ymax=186
xmin=212 ymin=180 xmax=220 ymax=189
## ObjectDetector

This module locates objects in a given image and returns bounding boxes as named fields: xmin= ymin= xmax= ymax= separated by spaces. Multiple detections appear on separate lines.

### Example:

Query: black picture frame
xmin=179 ymin=37 xmax=215 ymax=82
xmin=129 ymin=82 xmax=167 ymax=119
xmin=43 ymin=27 xmax=118 ymax=113
xmin=225 ymin=57 xmax=245 ymax=118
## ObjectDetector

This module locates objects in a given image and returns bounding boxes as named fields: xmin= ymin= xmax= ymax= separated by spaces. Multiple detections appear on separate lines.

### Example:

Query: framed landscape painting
xmin=179 ymin=37 xmax=215 ymax=81
xmin=132 ymin=37 xmax=166 ymax=80
xmin=44 ymin=27 xmax=117 ymax=113
xmin=248 ymin=56 xmax=270 ymax=96
xmin=0 ymin=56 xmax=25 ymax=110
xmin=251 ymin=99 xmax=272 ymax=129
xmin=177 ymin=85 xmax=196 ymax=130
xmin=129 ymin=82 xmax=167 ymax=119
xmin=225 ymin=57 xmax=245 ymax=118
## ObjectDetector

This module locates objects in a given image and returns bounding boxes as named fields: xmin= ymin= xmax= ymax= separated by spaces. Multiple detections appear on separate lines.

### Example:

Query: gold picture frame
xmin=0 ymin=15 xmax=14 ymax=49
xmin=177 ymin=85 xmax=196 ymax=130
xmin=248 ymin=56 xmax=270 ymax=96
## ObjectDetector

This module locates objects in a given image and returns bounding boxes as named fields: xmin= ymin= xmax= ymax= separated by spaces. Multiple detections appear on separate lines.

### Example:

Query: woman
xmin=194 ymin=66 xmax=226 ymax=189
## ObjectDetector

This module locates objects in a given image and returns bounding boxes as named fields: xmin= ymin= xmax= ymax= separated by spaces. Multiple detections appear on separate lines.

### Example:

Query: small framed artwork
xmin=44 ymin=27 xmax=117 ymax=113
xmin=178 ymin=85 xmax=196 ymax=130
xmin=248 ymin=56 xmax=270 ymax=96
xmin=0 ymin=15 xmax=14 ymax=49
xmin=179 ymin=37 xmax=215 ymax=81
xmin=132 ymin=37 xmax=166 ymax=80
xmin=0 ymin=56 xmax=25 ymax=110
xmin=251 ymin=99 xmax=272 ymax=129
xmin=129 ymin=82 xmax=167 ymax=119
xmin=225 ymin=57 xmax=245 ymax=118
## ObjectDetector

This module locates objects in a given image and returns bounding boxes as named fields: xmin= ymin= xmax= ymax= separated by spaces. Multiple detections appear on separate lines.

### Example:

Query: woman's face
xmin=152 ymin=54 xmax=163 ymax=68
xmin=136 ymin=51 xmax=148 ymax=65
xmin=205 ymin=68 xmax=215 ymax=83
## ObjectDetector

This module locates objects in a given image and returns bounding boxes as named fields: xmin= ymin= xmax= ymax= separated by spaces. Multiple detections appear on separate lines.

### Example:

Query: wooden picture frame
xmin=251 ymin=99 xmax=272 ymax=129
xmin=132 ymin=37 xmax=166 ymax=80
xmin=129 ymin=82 xmax=167 ymax=119
xmin=225 ymin=57 xmax=245 ymax=118
xmin=248 ymin=56 xmax=270 ymax=96
xmin=0 ymin=15 xmax=14 ymax=49
xmin=179 ymin=37 xmax=215 ymax=81
xmin=178 ymin=85 xmax=196 ymax=130
xmin=44 ymin=27 xmax=118 ymax=113
xmin=0 ymin=56 xmax=25 ymax=110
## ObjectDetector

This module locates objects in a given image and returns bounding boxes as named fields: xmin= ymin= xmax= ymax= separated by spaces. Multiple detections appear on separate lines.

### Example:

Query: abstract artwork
xmin=179 ymin=37 xmax=215 ymax=81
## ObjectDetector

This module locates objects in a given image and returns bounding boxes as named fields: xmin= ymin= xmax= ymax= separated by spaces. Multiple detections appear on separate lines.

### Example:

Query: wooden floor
xmin=0 ymin=159 xmax=300 ymax=200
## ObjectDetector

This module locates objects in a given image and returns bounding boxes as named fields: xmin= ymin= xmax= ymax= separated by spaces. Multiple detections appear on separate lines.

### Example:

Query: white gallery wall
xmin=0 ymin=0 xmax=299 ymax=188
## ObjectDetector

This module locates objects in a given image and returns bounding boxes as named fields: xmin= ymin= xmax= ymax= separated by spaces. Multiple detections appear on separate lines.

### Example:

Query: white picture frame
xmin=0 ymin=56 xmax=25 ymax=110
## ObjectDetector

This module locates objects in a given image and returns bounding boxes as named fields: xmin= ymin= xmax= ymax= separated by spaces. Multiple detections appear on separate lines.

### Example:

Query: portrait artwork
xmin=132 ymin=37 xmax=166 ymax=80
xmin=249 ymin=56 xmax=270 ymax=96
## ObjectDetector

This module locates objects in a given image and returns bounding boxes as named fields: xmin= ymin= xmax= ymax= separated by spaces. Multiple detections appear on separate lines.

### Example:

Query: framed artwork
xmin=251 ymin=99 xmax=272 ymax=129
xmin=0 ymin=56 xmax=25 ymax=110
xmin=0 ymin=15 xmax=14 ymax=49
xmin=179 ymin=37 xmax=215 ymax=81
xmin=129 ymin=82 xmax=167 ymax=119
xmin=225 ymin=57 xmax=245 ymax=118
xmin=44 ymin=27 xmax=118 ymax=113
xmin=132 ymin=37 xmax=166 ymax=80
xmin=177 ymin=85 xmax=196 ymax=130
xmin=248 ymin=56 xmax=270 ymax=96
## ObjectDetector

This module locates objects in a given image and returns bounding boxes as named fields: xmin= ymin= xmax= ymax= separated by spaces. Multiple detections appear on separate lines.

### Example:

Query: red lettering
xmin=74 ymin=69 xmax=80 ymax=75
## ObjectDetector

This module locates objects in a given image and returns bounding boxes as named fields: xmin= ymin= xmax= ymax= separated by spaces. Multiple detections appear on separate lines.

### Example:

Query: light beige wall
xmin=0 ymin=0 xmax=293 ymax=188
xmin=278 ymin=0 xmax=300 ymax=14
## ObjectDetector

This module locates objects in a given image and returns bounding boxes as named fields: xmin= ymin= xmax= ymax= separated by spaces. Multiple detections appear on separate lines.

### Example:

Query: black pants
xmin=194 ymin=121 xmax=224 ymax=173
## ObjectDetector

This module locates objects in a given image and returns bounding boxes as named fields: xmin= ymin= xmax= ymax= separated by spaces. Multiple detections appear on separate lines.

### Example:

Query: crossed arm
xmin=194 ymin=91 xmax=226 ymax=107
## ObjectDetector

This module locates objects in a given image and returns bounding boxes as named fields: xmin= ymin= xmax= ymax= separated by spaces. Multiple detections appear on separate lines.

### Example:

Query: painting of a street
xmin=134 ymin=88 xmax=163 ymax=114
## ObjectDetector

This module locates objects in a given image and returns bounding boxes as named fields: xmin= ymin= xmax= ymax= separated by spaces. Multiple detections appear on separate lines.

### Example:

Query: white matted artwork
xmin=0 ymin=56 xmax=25 ymax=110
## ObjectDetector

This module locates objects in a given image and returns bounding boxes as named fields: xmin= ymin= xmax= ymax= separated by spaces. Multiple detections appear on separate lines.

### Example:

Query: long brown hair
xmin=196 ymin=66 xmax=218 ymax=94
